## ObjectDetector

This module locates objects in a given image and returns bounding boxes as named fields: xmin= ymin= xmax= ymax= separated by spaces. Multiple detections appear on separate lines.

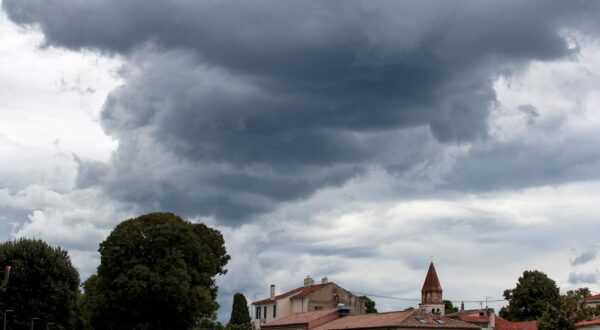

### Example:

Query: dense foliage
xmin=499 ymin=270 xmax=560 ymax=321
xmin=443 ymin=300 xmax=458 ymax=314
xmin=228 ymin=293 xmax=251 ymax=328
xmin=360 ymin=296 xmax=378 ymax=313
xmin=538 ymin=288 xmax=600 ymax=330
xmin=0 ymin=238 xmax=80 ymax=329
xmin=82 ymin=212 xmax=230 ymax=330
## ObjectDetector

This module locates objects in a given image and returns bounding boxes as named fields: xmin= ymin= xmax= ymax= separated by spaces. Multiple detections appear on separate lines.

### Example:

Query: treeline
xmin=500 ymin=270 xmax=600 ymax=330
xmin=0 ymin=212 xmax=252 ymax=330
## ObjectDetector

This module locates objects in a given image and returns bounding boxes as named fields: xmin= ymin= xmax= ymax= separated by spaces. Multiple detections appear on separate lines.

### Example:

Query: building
xmin=419 ymin=262 xmax=445 ymax=316
xmin=262 ymin=308 xmax=479 ymax=330
xmin=261 ymin=309 xmax=341 ymax=330
xmin=446 ymin=308 xmax=496 ymax=329
xmin=494 ymin=317 xmax=537 ymax=330
xmin=446 ymin=309 xmax=537 ymax=330
xmin=575 ymin=316 xmax=600 ymax=330
xmin=446 ymin=309 xmax=538 ymax=330
xmin=585 ymin=294 xmax=600 ymax=309
xmin=252 ymin=276 xmax=366 ymax=329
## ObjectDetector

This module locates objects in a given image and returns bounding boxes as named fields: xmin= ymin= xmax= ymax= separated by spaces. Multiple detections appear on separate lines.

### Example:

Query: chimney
xmin=270 ymin=284 xmax=275 ymax=298
xmin=461 ymin=301 xmax=464 ymax=311
xmin=337 ymin=304 xmax=351 ymax=317
xmin=321 ymin=277 xmax=328 ymax=284
xmin=304 ymin=276 xmax=315 ymax=287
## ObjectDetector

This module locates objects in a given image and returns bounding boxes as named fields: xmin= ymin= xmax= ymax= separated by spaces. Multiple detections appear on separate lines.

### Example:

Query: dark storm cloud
xmin=571 ymin=249 xmax=597 ymax=266
xmin=568 ymin=272 xmax=599 ymax=284
xmin=4 ymin=0 xmax=599 ymax=223
xmin=444 ymin=132 xmax=600 ymax=192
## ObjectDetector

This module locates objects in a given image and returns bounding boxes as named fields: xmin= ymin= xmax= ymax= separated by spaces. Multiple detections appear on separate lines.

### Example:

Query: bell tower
xmin=418 ymin=262 xmax=445 ymax=315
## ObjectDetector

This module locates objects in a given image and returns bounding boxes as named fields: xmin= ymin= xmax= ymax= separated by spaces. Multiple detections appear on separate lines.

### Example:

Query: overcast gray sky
xmin=1 ymin=0 xmax=600 ymax=321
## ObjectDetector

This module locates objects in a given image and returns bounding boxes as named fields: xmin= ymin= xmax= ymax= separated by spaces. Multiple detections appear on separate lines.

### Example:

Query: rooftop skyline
xmin=1 ymin=0 xmax=599 ymax=322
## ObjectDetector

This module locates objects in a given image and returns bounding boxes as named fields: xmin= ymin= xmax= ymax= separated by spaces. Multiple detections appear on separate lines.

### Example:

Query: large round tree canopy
xmin=83 ymin=212 xmax=230 ymax=330
xmin=0 ymin=238 xmax=80 ymax=329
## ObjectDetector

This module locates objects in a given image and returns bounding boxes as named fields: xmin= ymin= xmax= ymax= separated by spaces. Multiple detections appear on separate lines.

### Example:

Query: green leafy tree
xmin=0 ymin=238 xmax=80 ymax=329
xmin=500 ymin=270 xmax=560 ymax=321
xmin=360 ymin=296 xmax=378 ymax=313
xmin=192 ymin=317 xmax=225 ymax=330
xmin=228 ymin=293 xmax=251 ymax=329
xmin=538 ymin=288 xmax=600 ymax=330
xmin=82 ymin=212 xmax=230 ymax=330
xmin=444 ymin=300 xmax=459 ymax=314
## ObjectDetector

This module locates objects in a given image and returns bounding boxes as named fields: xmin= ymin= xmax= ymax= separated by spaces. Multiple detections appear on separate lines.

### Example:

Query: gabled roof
xmin=445 ymin=309 xmax=492 ymax=325
xmin=422 ymin=262 xmax=442 ymax=292
xmin=446 ymin=308 xmax=494 ymax=318
xmin=263 ymin=310 xmax=340 ymax=329
xmin=459 ymin=316 xmax=488 ymax=323
xmin=575 ymin=316 xmax=600 ymax=328
xmin=584 ymin=293 xmax=600 ymax=302
xmin=312 ymin=310 xmax=479 ymax=330
xmin=494 ymin=316 xmax=537 ymax=330
xmin=252 ymin=283 xmax=329 ymax=305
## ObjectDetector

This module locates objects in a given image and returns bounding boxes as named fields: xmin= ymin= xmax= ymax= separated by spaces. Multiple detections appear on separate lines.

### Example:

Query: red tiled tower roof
xmin=422 ymin=262 xmax=442 ymax=292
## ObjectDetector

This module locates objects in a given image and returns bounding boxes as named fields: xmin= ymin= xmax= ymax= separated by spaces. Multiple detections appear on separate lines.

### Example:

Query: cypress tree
xmin=228 ymin=293 xmax=251 ymax=327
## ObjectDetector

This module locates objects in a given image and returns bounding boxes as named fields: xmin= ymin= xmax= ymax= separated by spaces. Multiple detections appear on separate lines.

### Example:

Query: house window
xmin=273 ymin=305 xmax=277 ymax=318
xmin=264 ymin=306 xmax=267 ymax=319
xmin=256 ymin=307 xmax=261 ymax=319
xmin=314 ymin=306 xmax=323 ymax=311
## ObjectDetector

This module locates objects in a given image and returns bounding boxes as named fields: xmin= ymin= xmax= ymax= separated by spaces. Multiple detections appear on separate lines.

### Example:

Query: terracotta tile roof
xmin=445 ymin=308 xmax=494 ymax=319
xmin=575 ymin=316 xmax=600 ymax=328
xmin=312 ymin=310 xmax=479 ymax=330
xmin=494 ymin=316 xmax=537 ymax=330
xmin=422 ymin=262 xmax=442 ymax=291
xmin=584 ymin=294 xmax=600 ymax=302
xmin=458 ymin=316 xmax=488 ymax=323
xmin=253 ymin=283 xmax=329 ymax=305
xmin=263 ymin=310 xmax=339 ymax=328
xmin=293 ymin=283 xmax=330 ymax=299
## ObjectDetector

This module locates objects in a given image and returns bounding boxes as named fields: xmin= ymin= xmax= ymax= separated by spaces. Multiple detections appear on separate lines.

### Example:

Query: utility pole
xmin=0 ymin=266 xmax=11 ymax=294
xmin=3 ymin=310 xmax=13 ymax=330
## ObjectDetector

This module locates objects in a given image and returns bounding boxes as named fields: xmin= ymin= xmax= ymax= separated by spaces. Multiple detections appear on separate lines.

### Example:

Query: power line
xmin=350 ymin=290 xmax=507 ymax=304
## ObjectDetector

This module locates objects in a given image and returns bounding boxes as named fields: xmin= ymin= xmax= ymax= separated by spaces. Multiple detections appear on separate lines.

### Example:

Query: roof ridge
xmin=252 ymin=282 xmax=332 ymax=305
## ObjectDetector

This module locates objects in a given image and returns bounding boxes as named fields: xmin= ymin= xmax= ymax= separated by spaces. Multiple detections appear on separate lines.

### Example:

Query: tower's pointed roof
xmin=421 ymin=262 xmax=442 ymax=291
